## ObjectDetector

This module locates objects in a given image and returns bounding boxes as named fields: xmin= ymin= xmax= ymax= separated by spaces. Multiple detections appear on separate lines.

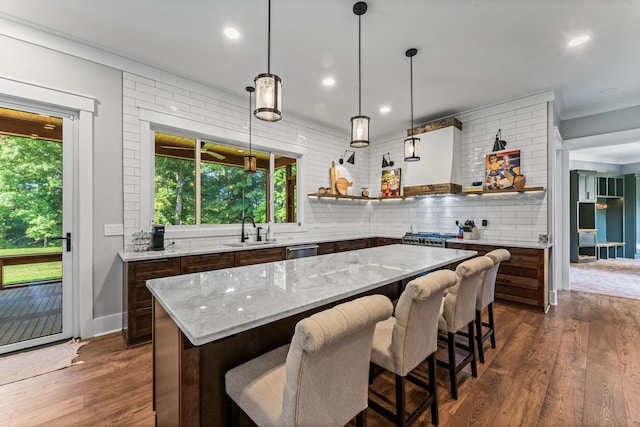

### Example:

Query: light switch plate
xmin=104 ymin=223 xmax=124 ymax=236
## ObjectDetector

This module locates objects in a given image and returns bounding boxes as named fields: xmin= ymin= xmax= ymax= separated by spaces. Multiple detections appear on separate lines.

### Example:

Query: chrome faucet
xmin=241 ymin=216 xmax=256 ymax=242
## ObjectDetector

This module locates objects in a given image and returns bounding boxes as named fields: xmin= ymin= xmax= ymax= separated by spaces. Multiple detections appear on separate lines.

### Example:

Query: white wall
xmin=0 ymin=35 xmax=123 ymax=323
xmin=368 ymin=101 xmax=549 ymax=241
xmin=569 ymin=160 xmax=624 ymax=174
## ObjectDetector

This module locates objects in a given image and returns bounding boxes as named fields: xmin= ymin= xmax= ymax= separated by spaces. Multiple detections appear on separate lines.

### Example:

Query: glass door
xmin=0 ymin=105 xmax=73 ymax=354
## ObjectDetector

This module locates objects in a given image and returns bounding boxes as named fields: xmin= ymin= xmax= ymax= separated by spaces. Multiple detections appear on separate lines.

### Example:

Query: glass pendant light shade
xmin=254 ymin=73 xmax=282 ymax=122
xmin=404 ymin=136 xmax=420 ymax=161
xmin=244 ymin=155 xmax=257 ymax=173
xmin=254 ymin=0 xmax=282 ymax=122
xmin=350 ymin=115 xmax=370 ymax=148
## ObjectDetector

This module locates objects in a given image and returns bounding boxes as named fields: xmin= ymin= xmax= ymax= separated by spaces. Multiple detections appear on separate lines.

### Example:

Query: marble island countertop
xmin=146 ymin=244 xmax=476 ymax=346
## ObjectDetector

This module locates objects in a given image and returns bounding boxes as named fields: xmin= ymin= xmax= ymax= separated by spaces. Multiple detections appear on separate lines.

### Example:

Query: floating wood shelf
xmin=308 ymin=187 xmax=545 ymax=201
xmin=307 ymin=193 xmax=410 ymax=201
xmin=461 ymin=186 xmax=546 ymax=195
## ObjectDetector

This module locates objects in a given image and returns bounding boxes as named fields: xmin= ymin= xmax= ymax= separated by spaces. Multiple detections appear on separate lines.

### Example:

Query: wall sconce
xmin=492 ymin=129 xmax=507 ymax=152
xmin=381 ymin=153 xmax=394 ymax=168
xmin=339 ymin=150 xmax=356 ymax=165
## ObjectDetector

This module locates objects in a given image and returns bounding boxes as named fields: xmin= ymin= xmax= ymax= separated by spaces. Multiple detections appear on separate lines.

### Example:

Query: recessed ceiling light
xmin=600 ymin=87 xmax=618 ymax=94
xmin=379 ymin=106 xmax=391 ymax=114
xmin=224 ymin=27 xmax=240 ymax=39
xmin=322 ymin=77 xmax=335 ymax=87
xmin=568 ymin=35 xmax=590 ymax=47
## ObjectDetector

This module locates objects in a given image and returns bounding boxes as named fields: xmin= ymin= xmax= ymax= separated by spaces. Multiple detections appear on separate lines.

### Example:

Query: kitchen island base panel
xmin=153 ymin=282 xmax=403 ymax=426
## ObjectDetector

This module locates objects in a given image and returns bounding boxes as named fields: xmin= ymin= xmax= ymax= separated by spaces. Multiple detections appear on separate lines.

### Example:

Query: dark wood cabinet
xmin=375 ymin=237 xmax=402 ymax=246
xmin=234 ymin=247 xmax=285 ymax=266
xmin=334 ymin=238 xmax=369 ymax=253
xmin=123 ymin=257 xmax=180 ymax=346
xmin=181 ymin=252 xmax=234 ymax=273
xmin=317 ymin=242 xmax=335 ymax=255
xmin=446 ymin=242 xmax=549 ymax=312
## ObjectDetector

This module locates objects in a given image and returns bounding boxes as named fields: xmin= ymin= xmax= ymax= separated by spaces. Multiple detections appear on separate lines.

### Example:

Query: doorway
xmin=0 ymin=105 xmax=73 ymax=354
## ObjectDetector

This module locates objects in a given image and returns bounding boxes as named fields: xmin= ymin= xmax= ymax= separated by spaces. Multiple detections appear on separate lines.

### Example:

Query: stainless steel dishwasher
xmin=286 ymin=244 xmax=319 ymax=259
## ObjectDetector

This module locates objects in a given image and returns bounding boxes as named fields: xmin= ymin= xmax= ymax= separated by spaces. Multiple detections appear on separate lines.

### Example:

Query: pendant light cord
xmin=358 ymin=13 xmax=362 ymax=116
xmin=267 ymin=0 xmax=271 ymax=74
xmin=410 ymin=54 xmax=414 ymax=134
xmin=249 ymin=90 xmax=252 ymax=156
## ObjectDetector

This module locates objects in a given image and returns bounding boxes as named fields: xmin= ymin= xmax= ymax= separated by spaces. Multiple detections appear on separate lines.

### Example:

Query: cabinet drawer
xmin=128 ymin=257 xmax=181 ymax=281
xmin=181 ymin=252 xmax=235 ymax=273
xmin=128 ymin=280 xmax=152 ymax=310
xmin=579 ymin=231 xmax=597 ymax=247
xmin=334 ymin=239 xmax=369 ymax=253
xmin=317 ymin=242 xmax=335 ymax=255
xmin=234 ymin=247 xmax=285 ymax=266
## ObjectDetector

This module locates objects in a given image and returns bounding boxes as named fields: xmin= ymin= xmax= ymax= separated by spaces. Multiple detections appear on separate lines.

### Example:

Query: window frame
xmin=139 ymin=109 xmax=307 ymax=240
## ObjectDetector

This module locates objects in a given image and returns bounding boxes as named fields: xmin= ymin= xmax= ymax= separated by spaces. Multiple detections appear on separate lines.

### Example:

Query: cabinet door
xmin=578 ymin=173 xmax=597 ymax=201
xmin=234 ymin=247 xmax=285 ymax=266
xmin=181 ymin=252 xmax=235 ymax=273
xmin=334 ymin=239 xmax=369 ymax=253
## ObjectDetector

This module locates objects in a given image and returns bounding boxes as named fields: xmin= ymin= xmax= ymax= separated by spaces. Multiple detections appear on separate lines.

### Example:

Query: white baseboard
xmin=92 ymin=312 xmax=122 ymax=337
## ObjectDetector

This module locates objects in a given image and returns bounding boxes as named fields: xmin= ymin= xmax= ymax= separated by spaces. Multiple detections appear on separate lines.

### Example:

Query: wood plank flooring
xmin=1 ymin=290 xmax=639 ymax=426
xmin=0 ymin=283 xmax=62 ymax=346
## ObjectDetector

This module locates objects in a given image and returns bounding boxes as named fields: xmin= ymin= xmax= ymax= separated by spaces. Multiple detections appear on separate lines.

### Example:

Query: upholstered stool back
xmin=282 ymin=294 xmax=393 ymax=426
xmin=477 ymin=248 xmax=511 ymax=309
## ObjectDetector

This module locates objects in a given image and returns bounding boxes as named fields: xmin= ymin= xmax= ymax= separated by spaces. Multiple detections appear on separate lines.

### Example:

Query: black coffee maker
xmin=152 ymin=224 xmax=165 ymax=251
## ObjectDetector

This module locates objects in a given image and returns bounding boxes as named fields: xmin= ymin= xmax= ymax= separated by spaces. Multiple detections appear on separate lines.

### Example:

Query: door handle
xmin=50 ymin=232 xmax=71 ymax=252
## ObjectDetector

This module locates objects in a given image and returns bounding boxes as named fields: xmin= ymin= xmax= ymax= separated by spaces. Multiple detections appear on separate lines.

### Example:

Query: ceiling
xmin=1 ymin=0 xmax=640 ymax=141
xmin=570 ymin=141 xmax=640 ymax=165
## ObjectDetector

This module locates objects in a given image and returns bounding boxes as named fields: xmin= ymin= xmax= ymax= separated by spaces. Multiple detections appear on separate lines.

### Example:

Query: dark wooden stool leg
xmin=488 ymin=302 xmax=496 ymax=348
xmin=447 ymin=332 xmax=458 ymax=399
xmin=356 ymin=408 xmax=368 ymax=427
xmin=427 ymin=354 xmax=439 ymax=426
xmin=475 ymin=309 xmax=485 ymax=363
xmin=467 ymin=321 xmax=477 ymax=378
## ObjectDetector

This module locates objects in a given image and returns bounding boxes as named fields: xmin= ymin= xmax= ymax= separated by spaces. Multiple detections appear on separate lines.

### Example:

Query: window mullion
xmin=195 ymin=138 xmax=202 ymax=225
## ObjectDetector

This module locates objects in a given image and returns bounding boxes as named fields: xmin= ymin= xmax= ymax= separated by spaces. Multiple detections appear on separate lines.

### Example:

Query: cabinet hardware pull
xmin=144 ymin=258 xmax=169 ymax=263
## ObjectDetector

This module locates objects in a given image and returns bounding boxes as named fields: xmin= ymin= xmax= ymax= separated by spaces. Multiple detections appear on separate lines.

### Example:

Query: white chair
xmin=369 ymin=269 xmax=458 ymax=427
xmin=437 ymin=256 xmax=494 ymax=399
xmin=225 ymin=294 xmax=393 ymax=427
xmin=475 ymin=249 xmax=511 ymax=363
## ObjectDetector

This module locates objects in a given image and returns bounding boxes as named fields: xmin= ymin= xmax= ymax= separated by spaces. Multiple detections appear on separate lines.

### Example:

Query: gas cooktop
xmin=402 ymin=232 xmax=458 ymax=247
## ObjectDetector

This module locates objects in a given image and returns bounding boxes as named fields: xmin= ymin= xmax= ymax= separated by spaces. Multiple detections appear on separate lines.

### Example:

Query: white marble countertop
xmin=146 ymin=244 xmax=476 ymax=346
xmin=445 ymin=238 xmax=552 ymax=249
xmin=118 ymin=234 xmax=401 ymax=262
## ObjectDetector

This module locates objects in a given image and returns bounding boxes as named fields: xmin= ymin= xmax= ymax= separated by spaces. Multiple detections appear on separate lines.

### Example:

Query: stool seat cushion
xmin=225 ymin=344 xmax=289 ymax=426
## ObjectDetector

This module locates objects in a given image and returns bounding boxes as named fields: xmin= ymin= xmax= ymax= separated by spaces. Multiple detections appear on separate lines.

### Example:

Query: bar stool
xmin=368 ymin=269 xmax=458 ymax=427
xmin=225 ymin=294 xmax=393 ymax=427
xmin=475 ymin=249 xmax=511 ymax=363
xmin=437 ymin=256 xmax=494 ymax=399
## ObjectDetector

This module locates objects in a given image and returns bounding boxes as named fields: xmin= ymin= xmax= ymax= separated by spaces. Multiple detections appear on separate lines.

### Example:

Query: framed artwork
xmin=484 ymin=150 xmax=521 ymax=190
xmin=381 ymin=168 xmax=401 ymax=197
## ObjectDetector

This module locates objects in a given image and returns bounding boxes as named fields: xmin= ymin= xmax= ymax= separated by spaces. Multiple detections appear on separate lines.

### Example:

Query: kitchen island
xmin=147 ymin=244 xmax=476 ymax=426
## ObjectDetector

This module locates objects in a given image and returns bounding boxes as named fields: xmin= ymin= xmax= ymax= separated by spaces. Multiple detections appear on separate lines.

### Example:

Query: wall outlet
xmin=104 ymin=223 xmax=124 ymax=236
xmin=481 ymin=219 xmax=488 ymax=227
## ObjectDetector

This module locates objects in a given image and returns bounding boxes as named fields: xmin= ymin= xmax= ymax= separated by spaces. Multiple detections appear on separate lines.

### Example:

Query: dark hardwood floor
xmin=1 ymin=290 xmax=638 ymax=426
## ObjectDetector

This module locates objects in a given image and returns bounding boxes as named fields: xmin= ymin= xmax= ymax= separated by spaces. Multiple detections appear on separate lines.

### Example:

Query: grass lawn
xmin=0 ymin=247 xmax=62 ymax=286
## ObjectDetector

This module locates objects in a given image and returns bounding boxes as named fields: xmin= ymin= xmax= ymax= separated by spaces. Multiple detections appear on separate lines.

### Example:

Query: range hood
xmin=403 ymin=117 xmax=462 ymax=196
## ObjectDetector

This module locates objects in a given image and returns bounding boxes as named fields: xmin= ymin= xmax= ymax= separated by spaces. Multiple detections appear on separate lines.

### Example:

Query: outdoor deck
xmin=0 ymin=283 xmax=62 ymax=346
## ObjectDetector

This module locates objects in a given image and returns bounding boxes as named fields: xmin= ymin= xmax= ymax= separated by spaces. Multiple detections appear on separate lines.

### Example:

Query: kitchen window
xmin=154 ymin=132 xmax=297 ymax=226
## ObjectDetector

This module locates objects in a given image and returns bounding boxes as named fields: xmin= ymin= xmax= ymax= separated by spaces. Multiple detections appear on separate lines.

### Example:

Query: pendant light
xmin=404 ymin=48 xmax=420 ymax=161
xmin=254 ymin=0 xmax=282 ymax=122
xmin=244 ymin=86 xmax=257 ymax=173
xmin=350 ymin=2 xmax=369 ymax=148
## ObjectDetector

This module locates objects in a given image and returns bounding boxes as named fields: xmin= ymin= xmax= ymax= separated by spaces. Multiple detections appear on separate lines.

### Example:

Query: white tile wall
xmin=122 ymin=71 xmax=548 ymax=251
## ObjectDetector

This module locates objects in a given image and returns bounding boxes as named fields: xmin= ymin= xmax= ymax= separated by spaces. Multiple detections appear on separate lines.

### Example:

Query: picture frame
xmin=381 ymin=168 xmax=401 ymax=197
xmin=484 ymin=150 xmax=521 ymax=190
